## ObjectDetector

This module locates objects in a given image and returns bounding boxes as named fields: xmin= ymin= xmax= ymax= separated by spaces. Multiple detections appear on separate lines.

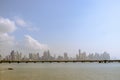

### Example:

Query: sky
xmin=0 ymin=0 xmax=120 ymax=59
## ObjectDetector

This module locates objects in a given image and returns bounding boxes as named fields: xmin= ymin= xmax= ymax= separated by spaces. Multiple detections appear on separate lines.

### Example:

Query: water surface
xmin=0 ymin=63 xmax=120 ymax=80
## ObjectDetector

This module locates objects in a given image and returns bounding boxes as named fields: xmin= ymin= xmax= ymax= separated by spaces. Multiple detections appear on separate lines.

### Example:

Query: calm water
xmin=0 ymin=63 xmax=120 ymax=80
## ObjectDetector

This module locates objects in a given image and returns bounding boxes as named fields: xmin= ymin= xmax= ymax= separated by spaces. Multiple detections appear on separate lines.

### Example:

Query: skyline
xmin=0 ymin=49 xmax=110 ymax=61
xmin=0 ymin=0 xmax=120 ymax=59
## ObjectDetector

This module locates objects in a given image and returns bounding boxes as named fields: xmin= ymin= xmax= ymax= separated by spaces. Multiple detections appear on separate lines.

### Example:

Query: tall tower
xmin=10 ymin=50 xmax=15 ymax=61
xmin=78 ymin=49 xmax=81 ymax=60
xmin=64 ymin=52 xmax=69 ymax=60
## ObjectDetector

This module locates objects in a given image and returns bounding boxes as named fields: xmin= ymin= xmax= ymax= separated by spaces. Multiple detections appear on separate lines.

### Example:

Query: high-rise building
xmin=78 ymin=50 xmax=87 ymax=60
xmin=78 ymin=49 xmax=81 ymax=60
xmin=88 ymin=53 xmax=94 ymax=60
xmin=4 ymin=55 xmax=10 ymax=60
xmin=82 ymin=52 xmax=87 ymax=60
xmin=16 ymin=52 xmax=22 ymax=61
xmin=64 ymin=52 xmax=69 ymax=60
xmin=42 ymin=50 xmax=53 ymax=60
xmin=10 ymin=50 xmax=16 ymax=61
xmin=29 ymin=53 xmax=33 ymax=60
xmin=101 ymin=52 xmax=110 ymax=60
xmin=94 ymin=53 xmax=100 ymax=60
xmin=36 ymin=53 xmax=40 ymax=60
xmin=22 ymin=55 xmax=28 ymax=61
xmin=76 ymin=54 xmax=79 ymax=60
xmin=57 ymin=55 xmax=63 ymax=60
xmin=29 ymin=53 xmax=39 ymax=60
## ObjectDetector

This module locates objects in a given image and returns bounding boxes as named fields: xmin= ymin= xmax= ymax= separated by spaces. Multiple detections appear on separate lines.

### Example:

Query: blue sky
xmin=0 ymin=0 xmax=120 ymax=58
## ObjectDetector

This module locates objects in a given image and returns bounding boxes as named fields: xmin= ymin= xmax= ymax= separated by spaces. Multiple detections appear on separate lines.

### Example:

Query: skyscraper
xmin=42 ymin=50 xmax=52 ymax=60
xmin=78 ymin=49 xmax=81 ymax=60
xmin=102 ymin=52 xmax=110 ymax=60
xmin=64 ymin=52 xmax=69 ymax=60
xmin=10 ymin=50 xmax=16 ymax=61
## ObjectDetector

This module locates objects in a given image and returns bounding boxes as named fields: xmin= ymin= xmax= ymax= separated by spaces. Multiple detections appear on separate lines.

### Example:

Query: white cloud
xmin=0 ymin=17 xmax=48 ymax=55
xmin=0 ymin=33 xmax=15 ymax=48
xmin=15 ymin=18 xmax=27 ymax=27
xmin=0 ymin=17 xmax=16 ymax=33
xmin=24 ymin=35 xmax=48 ymax=50
xmin=0 ymin=17 xmax=16 ymax=49
xmin=14 ymin=17 xmax=39 ymax=31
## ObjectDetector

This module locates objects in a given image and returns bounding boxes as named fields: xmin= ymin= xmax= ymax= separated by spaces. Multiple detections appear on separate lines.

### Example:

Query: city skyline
xmin=0 ymin=49 xmax=110 ymax=61
xmin=0 ymin=0 xmax=120 ymax=59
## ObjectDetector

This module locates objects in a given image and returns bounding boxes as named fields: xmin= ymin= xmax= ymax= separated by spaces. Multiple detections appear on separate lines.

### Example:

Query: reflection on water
xmin=0 ymin=63 xmax=120 ymax=80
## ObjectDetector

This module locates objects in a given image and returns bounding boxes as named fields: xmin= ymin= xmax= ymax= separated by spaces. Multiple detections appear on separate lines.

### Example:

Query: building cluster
xmin=76 ymin=49 xmax=110 ymax=60
xmin=3 ymin=50 xmax=22 ymax=61
xmin=0 ymin=49 xmax=110 ymax=61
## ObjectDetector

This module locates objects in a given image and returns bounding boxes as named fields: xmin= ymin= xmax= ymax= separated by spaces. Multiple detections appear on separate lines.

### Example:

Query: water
xmin=0 ymin=63 xmax=120 ymax=80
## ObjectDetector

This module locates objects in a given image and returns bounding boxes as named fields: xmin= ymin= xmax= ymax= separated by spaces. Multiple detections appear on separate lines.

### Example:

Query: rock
xmin=8 ymin=68 xmax=13 ymax=70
